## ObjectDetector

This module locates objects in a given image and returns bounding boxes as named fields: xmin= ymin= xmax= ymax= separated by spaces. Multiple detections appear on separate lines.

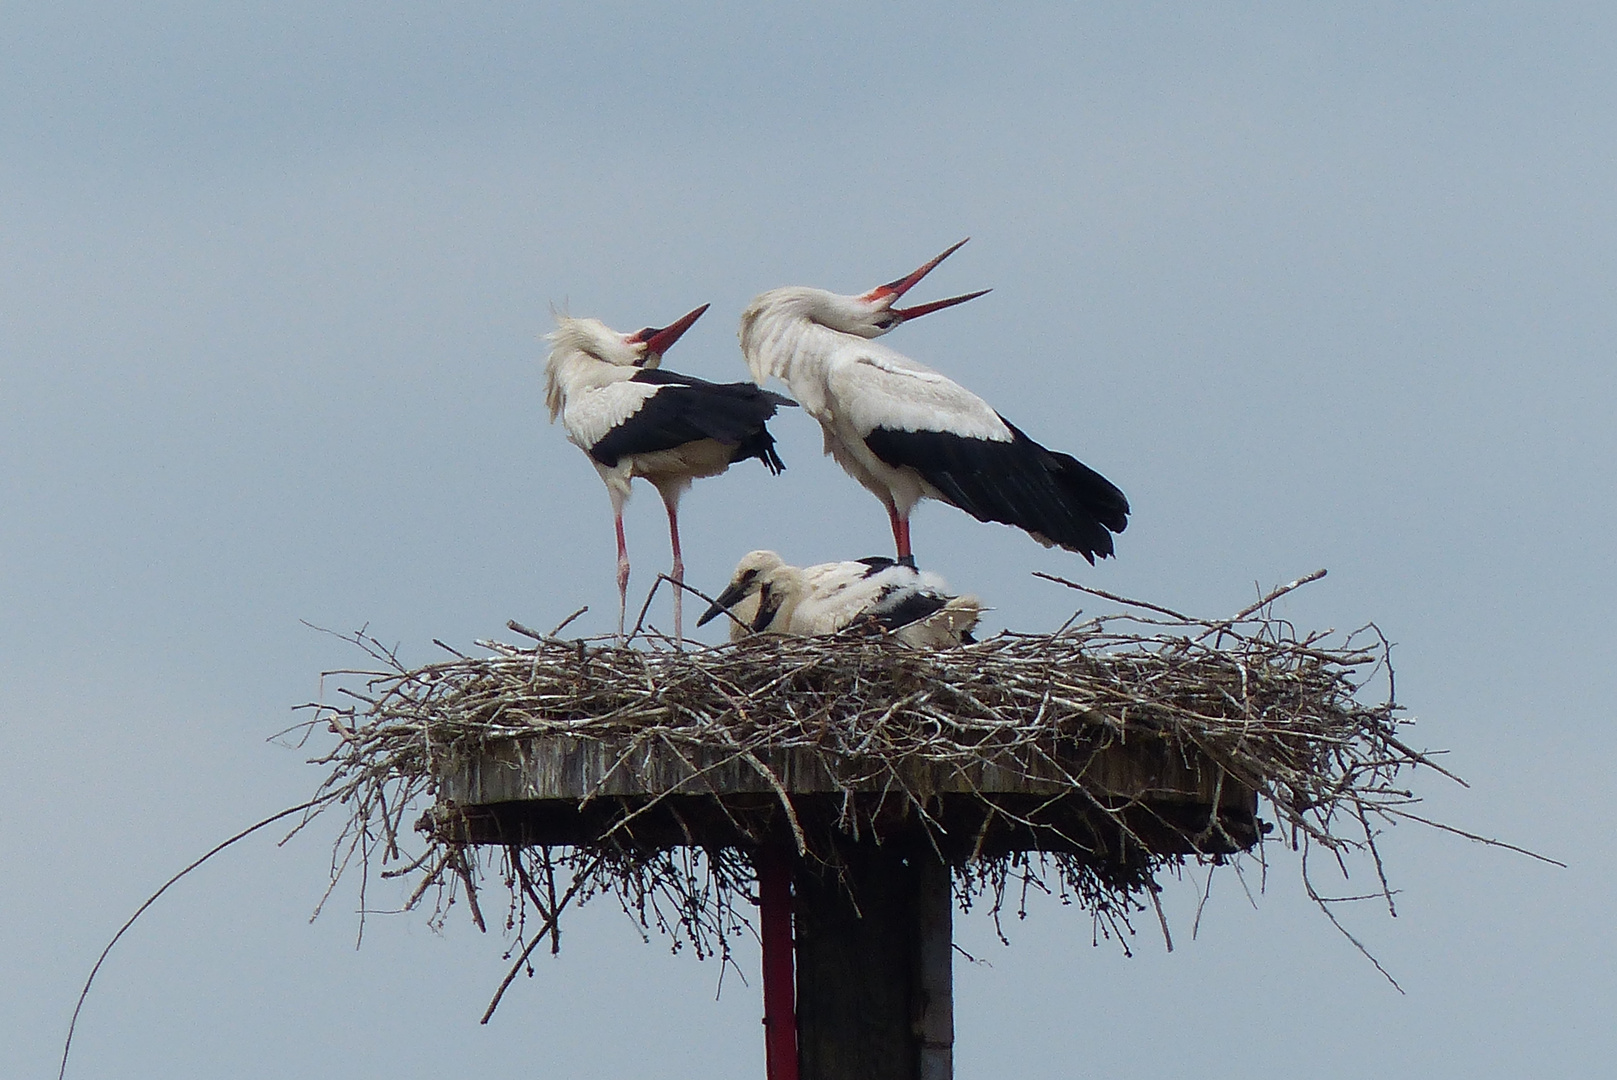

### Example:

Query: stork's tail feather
xmin=863 ymin=420 xmax=1129 ymax=564
xmin=891 ymin=594 xmax=984 ymax=649
xmin=733 ymin=427 xmax=786 ymax=475
xmin=1040 ymin=442 xmax=1131 ymax=536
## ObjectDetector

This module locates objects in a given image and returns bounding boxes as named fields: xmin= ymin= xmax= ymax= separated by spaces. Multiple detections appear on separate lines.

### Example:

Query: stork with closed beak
xmin=739 ymin=240 xmax=1129 ymax=566
xmin=697 ymin=549 xmax=983 ymax=648
xmin=544 ymin=305 xmax=796 ymax=642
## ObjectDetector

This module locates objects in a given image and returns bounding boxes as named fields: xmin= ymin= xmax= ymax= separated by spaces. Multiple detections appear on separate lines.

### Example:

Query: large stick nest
xmin=290 ymin=572 xmax=1449 ymax=1008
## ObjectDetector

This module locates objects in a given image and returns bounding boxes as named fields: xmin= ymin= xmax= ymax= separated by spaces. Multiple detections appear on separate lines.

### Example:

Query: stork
xmin=739 ymin=240 xmax=1129 ymax=566
xmin=697 ymin=550 xmax=983 ymax=648
xmin=544 ymin=305 xmax=796 ymax=642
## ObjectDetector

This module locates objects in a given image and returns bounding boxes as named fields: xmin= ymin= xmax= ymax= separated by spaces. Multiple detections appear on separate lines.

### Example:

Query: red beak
xmin=638 ymin=303 xmax=710 ymax=358
xmin=891 ymin=288 xmax=992 ymax=321
xmin=859 ymin=238 xmax=972 ymax=304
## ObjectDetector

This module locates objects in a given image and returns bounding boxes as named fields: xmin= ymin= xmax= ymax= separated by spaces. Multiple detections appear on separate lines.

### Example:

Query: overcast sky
xmin=5 ymin=4 xmax=1614 ymax=1077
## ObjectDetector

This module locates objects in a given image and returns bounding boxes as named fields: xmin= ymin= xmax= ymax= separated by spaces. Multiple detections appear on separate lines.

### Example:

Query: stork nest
xmin=288 ymin=570 xmax=1453 ymax=1011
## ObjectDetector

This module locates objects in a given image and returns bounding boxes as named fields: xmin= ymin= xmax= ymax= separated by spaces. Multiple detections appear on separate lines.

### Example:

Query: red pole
xmin=758 ymin=847 xmax=798 ymax=1080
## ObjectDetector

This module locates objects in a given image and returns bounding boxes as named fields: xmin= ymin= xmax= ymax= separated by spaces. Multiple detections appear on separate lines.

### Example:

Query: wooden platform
xmin=423 ymin=732 xmax=1259 ymax=1080
xmin=426 ymin=731 xmax=1260 ymax=858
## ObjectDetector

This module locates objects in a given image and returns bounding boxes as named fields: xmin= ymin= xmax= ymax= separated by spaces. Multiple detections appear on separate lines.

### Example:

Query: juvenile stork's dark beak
xmin=750 ymin=582 xmax=784 ymax=633
xmin=696 ymin=569 xmax=756 ymax=628
xmin=635 ymin=302 xmax=711 ymax=363
xmin=858 ymin=239 xmax=990 ymax=323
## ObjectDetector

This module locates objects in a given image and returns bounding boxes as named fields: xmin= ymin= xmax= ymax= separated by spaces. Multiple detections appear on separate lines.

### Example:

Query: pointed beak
xmin=696 ymin=573 xmax=752 ymax=628
xmin=890 ymin=287 xmax=992 ymax=323
xmin=751 ymin=583 xmax=783 ymax=633
xmin=639 ymin=303 xmax=710 ymax=360
xmin=859 ymin=238 xmax=971 ymax=305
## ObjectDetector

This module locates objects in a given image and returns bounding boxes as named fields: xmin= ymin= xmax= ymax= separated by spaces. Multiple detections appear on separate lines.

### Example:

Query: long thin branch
xmin=480 ymin=853 xmax=604 ymax=1024
xmin=59 ymin=798 xmax=331 ymax=1080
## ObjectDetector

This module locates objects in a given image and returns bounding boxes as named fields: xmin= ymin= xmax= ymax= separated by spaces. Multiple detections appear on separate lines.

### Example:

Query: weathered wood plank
xmin=439 ymin=732 xmax=1239 ymax=805
xmin=424 ymin=731 xmax=1262 ymax=859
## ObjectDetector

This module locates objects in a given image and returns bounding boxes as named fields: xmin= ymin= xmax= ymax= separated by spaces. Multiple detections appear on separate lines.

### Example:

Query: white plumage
xmin=697 ymin=550 xmax=983 ymax=648
xmin=544 ymin=305 xmax=793 ymax=641
xmin=739 ymin=240 xmax=1129 ymax=565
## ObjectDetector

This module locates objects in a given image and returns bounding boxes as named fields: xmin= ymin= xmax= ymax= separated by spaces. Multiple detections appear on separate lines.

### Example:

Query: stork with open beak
xmin=739 ymin=240 xmax=1129 ymax=565
xmin=544 ymin=305 xmax=796 ymax=642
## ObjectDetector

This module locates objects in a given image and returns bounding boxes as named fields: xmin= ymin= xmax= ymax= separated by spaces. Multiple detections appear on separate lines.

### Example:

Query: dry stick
xmin=451 ymin=848 xmax=487 ymax=933
xmin=1355 ymin=802 xmax=1398 ymax=918
xmin=549 ymin=606 xmax=590 ymax=637
xmin=1032 ymin=572 xmax=1196 ymax=623
xmin=1191 ymin=862 xmax=1217 ymax=939
xmin=1301 ymin=842 xmax=1405 ymax=993
xmin=510 ymin=849 xmax=553 ymax=940
xmin=403 ymin=850 xmax=456 ymax=909
xmin=59 ymin=797 xmax=330 ymax=1080
xmin=1382 ymin=730 xmax=1469 ymax=787
xmin=544 ymin=853 xmax=561 ymax=955
xmin=1387 ymin=810 xmax=1566 ymax=867
xmin=1193 ymin=570 xmax=1328 ymax=644
xmin=480 ymin=852 xmax=604 ymax=1024
xmin=507 ymin=610 xmax=593 ymax=650
xmin=631 ymin=574 xmax=739 ymax=647
xmin=627 ymin=576 xmax=666 ymax=644
xmin=1147 ymin=881 xmax=1174 ymax=953
xmin=506 ymin=619 xmax=547 ymax=642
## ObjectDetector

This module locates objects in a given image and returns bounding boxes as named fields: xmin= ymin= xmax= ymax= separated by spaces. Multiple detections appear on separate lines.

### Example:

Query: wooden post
xmin=915 ymin=856 xmax=953 ymax=1080
xmin=794 ymin=843 xmax=953 ymax=1080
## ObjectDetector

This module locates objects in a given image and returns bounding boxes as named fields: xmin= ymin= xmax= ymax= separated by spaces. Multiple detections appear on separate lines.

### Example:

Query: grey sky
xmin=4 ymin=4 xmax=1613 ymax=1077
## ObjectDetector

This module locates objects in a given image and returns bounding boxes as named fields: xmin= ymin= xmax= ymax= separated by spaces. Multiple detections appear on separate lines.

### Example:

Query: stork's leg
xmin=611 ymin=490 xmax=630 ymax=641
xmin=886 ymin=502 xmax=914 ymax=567
xmin=658 ymin=486 xmax=685 ymax=646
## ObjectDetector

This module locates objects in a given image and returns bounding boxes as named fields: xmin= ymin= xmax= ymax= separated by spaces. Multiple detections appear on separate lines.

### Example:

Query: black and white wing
xmin=579 ymin=368 xmax=797 ymax=473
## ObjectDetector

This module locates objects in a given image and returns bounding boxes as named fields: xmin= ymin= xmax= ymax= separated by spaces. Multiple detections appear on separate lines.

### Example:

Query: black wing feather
xmin=870 ymin=586 xmax=950 ymax=628
xmin=588 ymin=369 xmax=797 ymax=474
xmin=863 ymin=417 xmax=1129 ymax=563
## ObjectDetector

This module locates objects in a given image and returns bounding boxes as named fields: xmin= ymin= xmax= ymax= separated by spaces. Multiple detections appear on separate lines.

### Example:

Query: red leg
xmin=659 ymin=488 xmax=685 ymax=646
xmin=612 ymin=498 xmax=630 ymax=641
xmin=758 ymin=848 xmax=798 ymax=1080
xmin=887 ymin=503 xmax=913 ymax=565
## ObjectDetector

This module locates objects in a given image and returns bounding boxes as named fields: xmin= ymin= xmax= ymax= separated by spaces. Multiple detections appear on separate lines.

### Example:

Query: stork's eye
xmin=633 ymin=327 xmax=656 ymax=343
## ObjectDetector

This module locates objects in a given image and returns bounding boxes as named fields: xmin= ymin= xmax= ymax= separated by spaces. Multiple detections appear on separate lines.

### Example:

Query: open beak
xmin=638 ymin=302 xmax=710 ymax=361
xmin=891 ymin=288 xmax=992 ymax=322
xmin=696 ymin=572 xmax=755 ymax=628
xmin=858 ymin=239 xmax=989 ymax=323
xmin=859 ymin=238 xmax=971 ymax=303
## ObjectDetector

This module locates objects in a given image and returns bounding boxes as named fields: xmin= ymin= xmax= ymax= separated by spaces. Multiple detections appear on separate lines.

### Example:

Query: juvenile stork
xmin=697 ymin=549 xmax=982 ymax=648
xmin=739 ymin=240 xmax=1129 ymax=565
xmin=545 ymin=305 xmax=795 ymax=641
